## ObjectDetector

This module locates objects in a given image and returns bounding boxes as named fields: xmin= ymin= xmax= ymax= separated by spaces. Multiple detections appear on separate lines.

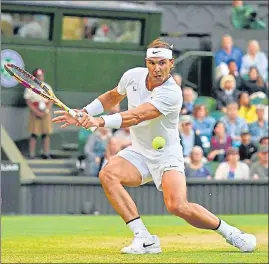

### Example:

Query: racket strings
xmin=10 ymin=64 xmax=50 ymax=95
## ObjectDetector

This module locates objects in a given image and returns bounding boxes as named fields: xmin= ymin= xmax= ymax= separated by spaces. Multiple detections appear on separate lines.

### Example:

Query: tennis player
xmin=52 ymin=38 xmax=256 ymax=254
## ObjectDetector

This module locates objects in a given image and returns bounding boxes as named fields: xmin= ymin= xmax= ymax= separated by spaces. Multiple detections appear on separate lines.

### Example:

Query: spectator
xmin=172 ymin=73 xmax=182 ymax=87
xmin=18 ymin=15 xmax=47 ymax=39
xmin=192 ymin=104 xmax=215 ymax=140
xmin=242 ymin=67 xmax=268 ymax=96
xmin=251 ymin=136 xmax=269 ymax=163
xmin=248 ymin=104 xmax=268 ymax=144
xmin=215 ymin=34 xmax=244 ymax=71
xmin=239 ymin=130 xmax=258 ymax=164
xmin=100 ymin=137 xmax=122 ymax=170
xmin=185 ymin=146 xmax=212 ymax=179
xmin=213 ymin=75 xmax=241 ymax=112
xmin=238 ymin=92 xmax=258 ymax=123
xmin=113 ymin=127 xmax=132 ymax=149
xmin=84 ymin=127 xmax=112 ymax=177
xmin=178 ymin=115 xmax=203 ymax=158
xmin=250 ymin=145 xmax=268 ymax=179
xmin=228 ymin=59 xmax=246 ymax=90
xmin=240 ymin=40 xmax=268 ymax=82
xmin=232 ymin=0 xmax=266 ymax=30
xmin=180 ymin=87 xmax=196 ymax=115
xmin=207 ymin=121 xmax=232 ymax=162
xmin=215 ymin=147 xmax=249 ymax=180
xmin=24 ymin=68 xmax=53 ymax=159
xmin=220 ymin=102 xmax=248 ymax=147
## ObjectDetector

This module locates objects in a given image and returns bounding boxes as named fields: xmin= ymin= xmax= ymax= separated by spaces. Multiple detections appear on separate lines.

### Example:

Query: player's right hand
xmin=52 ymin=110 xmax=78 ymax=128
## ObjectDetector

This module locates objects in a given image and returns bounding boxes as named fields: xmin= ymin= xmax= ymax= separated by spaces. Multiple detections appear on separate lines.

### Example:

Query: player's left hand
xmin=77 ymin=112 xmax=99 ymax=129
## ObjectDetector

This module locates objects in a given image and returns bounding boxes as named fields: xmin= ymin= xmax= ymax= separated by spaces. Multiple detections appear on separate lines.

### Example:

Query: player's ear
xmin=169 ymin=58 xmax=175 ymax=71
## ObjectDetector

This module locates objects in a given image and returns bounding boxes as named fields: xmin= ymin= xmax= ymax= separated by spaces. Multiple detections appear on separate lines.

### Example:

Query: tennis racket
xmin=4 ymin=63 xmax=96 ymax=131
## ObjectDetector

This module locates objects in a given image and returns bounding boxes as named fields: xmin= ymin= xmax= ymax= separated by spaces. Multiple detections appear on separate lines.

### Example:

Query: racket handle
xmin=68 ymin=109 xmax=97 ymax=132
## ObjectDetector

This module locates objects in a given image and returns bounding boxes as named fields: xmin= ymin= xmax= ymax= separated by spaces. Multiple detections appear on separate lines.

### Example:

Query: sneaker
xmin=226 ymin=229 xmax=256 ymax=252
xmin=121 ymin=231 xmax=161 ymax=254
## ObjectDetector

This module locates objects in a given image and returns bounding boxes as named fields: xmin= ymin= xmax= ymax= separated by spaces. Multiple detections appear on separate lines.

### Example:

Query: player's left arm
xmin=88 ymin=87 xmax=181 ymax=129
xmin=95 ymin=103 xmax=162 ymax=128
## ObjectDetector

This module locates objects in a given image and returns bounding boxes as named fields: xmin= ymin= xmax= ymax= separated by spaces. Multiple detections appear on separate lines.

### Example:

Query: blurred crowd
xmin=1 ymin=11 xmax=141 ymax=44
xmin=76 ymin=32 xmax=268 ymax=181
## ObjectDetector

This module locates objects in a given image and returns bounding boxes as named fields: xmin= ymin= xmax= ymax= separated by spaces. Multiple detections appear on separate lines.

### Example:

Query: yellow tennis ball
xmin=152 ymin=136 xmax=166 ymax=150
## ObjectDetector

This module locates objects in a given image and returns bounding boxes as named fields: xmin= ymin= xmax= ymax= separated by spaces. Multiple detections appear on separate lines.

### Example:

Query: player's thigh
xmin=161 ymin=170 xmax=188 ymax=209
xmin=99 ymin=155 xmax=143 ymax=187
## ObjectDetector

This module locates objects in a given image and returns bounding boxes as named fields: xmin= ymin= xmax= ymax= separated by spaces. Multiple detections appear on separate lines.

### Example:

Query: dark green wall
xmin=1 ymin=2 xmax=162 ymax=107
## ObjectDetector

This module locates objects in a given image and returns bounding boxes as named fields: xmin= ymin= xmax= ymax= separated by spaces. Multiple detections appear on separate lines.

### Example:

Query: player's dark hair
xmin=147 ymin=37 xmax=172 ymax=50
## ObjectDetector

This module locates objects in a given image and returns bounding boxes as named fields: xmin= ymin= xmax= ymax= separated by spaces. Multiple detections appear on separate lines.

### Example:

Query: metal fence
xmin=19 ymin=177 xmax=268 ymax=215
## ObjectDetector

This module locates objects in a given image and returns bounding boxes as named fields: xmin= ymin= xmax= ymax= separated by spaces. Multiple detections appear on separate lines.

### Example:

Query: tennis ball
xmin=152 ymin=136 xmax=166 ymax=150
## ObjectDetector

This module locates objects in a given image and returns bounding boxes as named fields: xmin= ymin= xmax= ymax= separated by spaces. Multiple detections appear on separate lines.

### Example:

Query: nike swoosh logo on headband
xmin=152 ymin=50 xmax=161 ymax=54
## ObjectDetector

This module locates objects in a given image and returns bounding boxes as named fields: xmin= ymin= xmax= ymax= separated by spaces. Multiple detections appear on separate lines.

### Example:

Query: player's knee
xmin=99 ymin=164 xmax=119 ymax=186
xmin=166 ymin=200 xmax=191 ymax=218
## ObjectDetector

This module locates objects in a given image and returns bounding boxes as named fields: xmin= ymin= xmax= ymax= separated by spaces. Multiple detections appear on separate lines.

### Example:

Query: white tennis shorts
xmin=117 ymin=146 xmax=185 ymax=191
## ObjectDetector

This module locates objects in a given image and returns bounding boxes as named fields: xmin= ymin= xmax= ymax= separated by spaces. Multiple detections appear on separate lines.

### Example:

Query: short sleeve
xmin=117 ymin=72 xmax=129 ymax=95
xmin=148 ymin=87 xmax=182 ymax=116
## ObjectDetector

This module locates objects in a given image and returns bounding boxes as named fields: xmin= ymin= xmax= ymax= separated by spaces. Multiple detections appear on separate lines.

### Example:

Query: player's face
xmin=146 ymin=58 xmax=174 ymax=83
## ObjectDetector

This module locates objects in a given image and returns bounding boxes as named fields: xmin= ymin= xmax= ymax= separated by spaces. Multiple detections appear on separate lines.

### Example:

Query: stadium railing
xmin=19 ymin=177 xmax=268 ymax=215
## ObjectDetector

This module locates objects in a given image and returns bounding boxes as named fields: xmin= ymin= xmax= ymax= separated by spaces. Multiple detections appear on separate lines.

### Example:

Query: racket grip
xmin=68 ymin=109 xmax=97 ymax=132
xmin=68 ymin=109 xmax=77 ymax=119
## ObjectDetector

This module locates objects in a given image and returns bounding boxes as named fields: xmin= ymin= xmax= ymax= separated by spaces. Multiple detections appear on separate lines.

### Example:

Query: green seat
xmin=208 ymin=110 xmax=225 ymax=121
xmin=205 ymin=161 xmax=219 ymax=176
xmin=194 ymin=96 xmax=216 ymax=112
xmin=251 ymin=97 xmax=267 ymax=105
xmin=261 ymin=98 xmax=269 ymax=105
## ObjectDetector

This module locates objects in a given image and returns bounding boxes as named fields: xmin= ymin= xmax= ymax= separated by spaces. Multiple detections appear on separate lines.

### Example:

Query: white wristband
xmin=101 ymin=113 xmax=122 ymax=129
xmin=84 ymin=99 xmax=104 ymax=116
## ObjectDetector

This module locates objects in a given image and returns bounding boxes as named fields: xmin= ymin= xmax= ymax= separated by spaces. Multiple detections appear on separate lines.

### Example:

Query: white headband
xmin=146 ymin=48 xmax=173 ymax=59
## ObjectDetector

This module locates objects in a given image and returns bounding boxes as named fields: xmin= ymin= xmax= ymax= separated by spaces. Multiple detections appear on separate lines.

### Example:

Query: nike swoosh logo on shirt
xmin=143 ymin=242 xmax=155 ymax=248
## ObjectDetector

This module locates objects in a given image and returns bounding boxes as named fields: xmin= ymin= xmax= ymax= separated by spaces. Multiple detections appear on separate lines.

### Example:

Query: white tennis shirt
xmin=117 ymin=67 xmax=184 ymax=163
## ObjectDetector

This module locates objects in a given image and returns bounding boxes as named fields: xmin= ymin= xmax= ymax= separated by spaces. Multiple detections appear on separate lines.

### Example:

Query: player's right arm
xmin=82 ymin=87 xmax=125 ymax=113
xmin=52 ymin=87 xmax=125 ymax=128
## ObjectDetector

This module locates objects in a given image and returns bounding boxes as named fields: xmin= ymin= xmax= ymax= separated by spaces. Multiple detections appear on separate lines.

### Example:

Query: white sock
xmin=216 ymin=219 xmax=237 ymax=238
xmin=127 ymin=217 xmax=151 ymax=237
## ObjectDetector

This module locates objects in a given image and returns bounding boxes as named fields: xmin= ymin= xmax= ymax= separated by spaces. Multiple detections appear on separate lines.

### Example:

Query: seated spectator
xmin=241 ymin=67 xmax=268 ymax=96
xmin=113 ymin=127 xmax=131 ymax=149
xmin=220 ymin=102 xmax=248 ymax=147
xmin=228 ymin=59 xmax=246 ymax=90
xmin=100 ymin=137 xmax=122 ymax=170
xmin=180 ymin=87 xmax=195 ymax=115
xmin=240 ymin=40 xmax=268 ymax=82
xmin=84 ymin=127 xmax=112 ymax=177
xmin=213 ymin=74 xmax=241 ymax=112
xmin=215 ymin=34 xmax=243 ymax=71
xmin=250 ymin=145 xmax=268 ymax=179
xmin=207 ymin=121 xmax=232 ymax=162
xmin=192 ymin=104 xmax=215 ymax=140
xmin=172 ymin=73 xmax=182 ymax=87
xmin=185 ymin=146 xmax=212 ymax=179
xmin=215 ymin=147 xmax=250 ymax=180
xmin=232 ymin=0 xmax=267 ymax=30
xmin=18 ymin=15 xmax=47 ymax=39
xmin=178 ymin=115 xmax=203 ymax=157
xmin=248 ymin=104 xmax=269 ymax=144
xmin=239 ymin=130 xmax=258 ymax=165
xmin=251 ymin=136 xmax=269 ymax=163
xmin=238 ymin=92 xmax=258 ymax=123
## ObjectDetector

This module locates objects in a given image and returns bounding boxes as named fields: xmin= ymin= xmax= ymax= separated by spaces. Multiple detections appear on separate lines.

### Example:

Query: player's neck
xmin=146 ymin=74 xmax=171 ymax=91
